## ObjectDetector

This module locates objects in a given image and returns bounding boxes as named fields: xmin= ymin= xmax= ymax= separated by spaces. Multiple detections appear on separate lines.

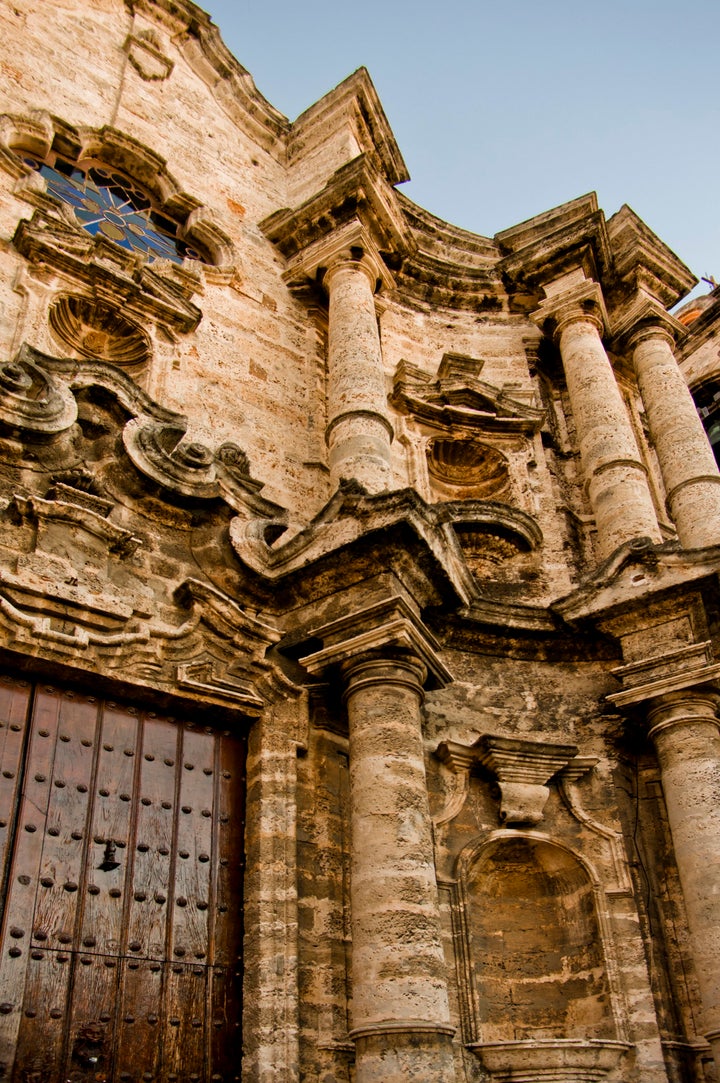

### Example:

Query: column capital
xmin=646 ymin=687 xmax=720 ymax=741
xmin=294 ymin=218 xmax=393 ymax=294
xmin=531 ymin=279 xmax=609 ymax=340
xmin=299 ymin=595 xmax=452 ymax=690
xmin=611 ymin=294 xmax=687 ymax=353
xmin=260 ymin=156 xmax=409 ymax=293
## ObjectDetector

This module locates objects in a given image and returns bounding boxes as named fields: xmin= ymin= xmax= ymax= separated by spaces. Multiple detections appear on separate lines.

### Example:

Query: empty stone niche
xmin=459 ymin=836 xmax=628 ymax=1080
xmin=448 ymin=501 xmax=542 ymax=596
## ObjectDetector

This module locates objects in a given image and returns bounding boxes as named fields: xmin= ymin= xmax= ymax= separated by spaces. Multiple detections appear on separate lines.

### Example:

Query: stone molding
xmin=531 ymin=279 xmax=609 ymax=339
xmin=611 ymin=292 xmax=687 ymax=353
xmin=260 ymin=155 xmax=411 ymax=287
xmin=391 ymin=352 xmax=545 ymax=435
xmin=300 ymin=595 xmax=452 ymax=691
xmin=437 ymin=734 xmax=582 ymax=825
xmin=470 ymin=1037 xmax=633 ymax=1082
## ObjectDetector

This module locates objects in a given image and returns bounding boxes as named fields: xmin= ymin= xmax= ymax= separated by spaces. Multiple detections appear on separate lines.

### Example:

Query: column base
xmin=350 ymin=1020 xmax=456 ymax=1083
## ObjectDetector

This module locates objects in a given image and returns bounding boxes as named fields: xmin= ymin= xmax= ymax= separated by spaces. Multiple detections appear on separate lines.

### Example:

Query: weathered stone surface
xmin=1 ymin=2 xmax=720 ymax=1081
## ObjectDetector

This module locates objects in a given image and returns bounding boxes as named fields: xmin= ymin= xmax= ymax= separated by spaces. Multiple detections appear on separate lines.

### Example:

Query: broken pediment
xmin=391 ymin=353 xmax=544 ymax=435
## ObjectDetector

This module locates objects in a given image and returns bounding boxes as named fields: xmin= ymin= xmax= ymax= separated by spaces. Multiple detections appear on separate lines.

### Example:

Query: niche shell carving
xmin=427 ymin=437 xmax=509 ymax=497
xmin=49 ymin=295 xmax=152 ymax=372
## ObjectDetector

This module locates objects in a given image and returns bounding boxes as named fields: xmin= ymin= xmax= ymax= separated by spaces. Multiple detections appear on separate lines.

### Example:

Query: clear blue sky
xmin=202 ymin=0 xmax=718 ymax=301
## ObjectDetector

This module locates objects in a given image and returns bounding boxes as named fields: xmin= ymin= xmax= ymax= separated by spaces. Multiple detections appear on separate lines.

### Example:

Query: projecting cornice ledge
xmin=606 ymin=204 xmax=696 ymax=310
xmin=259 ymin=155 xmax=412 ymax=287
xmin=496 ymin=194 xmax=612 ymax=291
xmin=552 ymin=537 xmax=720 ymax=627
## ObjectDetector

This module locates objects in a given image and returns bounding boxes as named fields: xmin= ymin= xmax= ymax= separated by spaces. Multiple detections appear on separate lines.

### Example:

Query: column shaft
xmin=632 ymin=329 xmax=720 ymax=548
xmin=343 ymin=656 xmax=455 ymax=1082
xmin=648 ymin=692 xmax=720 ymax=1066
xmin=558 ymin=315 xmax=661 ymax=559
xmin=326 ymin=261 xmax=393 ymax=492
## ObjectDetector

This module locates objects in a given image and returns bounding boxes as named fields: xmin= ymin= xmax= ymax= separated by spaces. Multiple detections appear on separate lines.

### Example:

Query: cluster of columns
xmin=533 ymin=279 xmax=720 ymax=559
xmin=302 ymin=603 xmax=456 ymax=1082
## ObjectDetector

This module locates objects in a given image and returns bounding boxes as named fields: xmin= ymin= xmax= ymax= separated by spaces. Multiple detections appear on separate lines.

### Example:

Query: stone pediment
xmin=13 ymin=210 xmax=202 ymax=334
xmin=392 ymin=353 xmax=544 ymax=434
xmin=553 ymin=537 xmax=720 ymax=626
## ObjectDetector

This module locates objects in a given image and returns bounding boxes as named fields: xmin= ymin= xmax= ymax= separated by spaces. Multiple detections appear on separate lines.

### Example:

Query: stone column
xmin=628 ymin=320 xmax=720 ymax=549
xmin=324 ymin=253 xmax=394 ymax=493
xmin=301 ymin=601 xmax=455 ymax=1082
xmin=342 ymin=655 xmax=455 ymax=1081
xmin=534 ymin=283 xmax=661 ymax=561
xmin=647 ymin=689 xmax=720 ymax=1067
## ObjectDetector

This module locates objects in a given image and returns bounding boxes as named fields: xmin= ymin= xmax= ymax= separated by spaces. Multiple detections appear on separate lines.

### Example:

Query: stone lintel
xmin=299 ymin=595 xmax=452 ymax=689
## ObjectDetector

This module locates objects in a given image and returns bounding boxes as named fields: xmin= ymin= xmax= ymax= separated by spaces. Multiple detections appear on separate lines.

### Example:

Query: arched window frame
xmin=0 ymin=112 xmax=235 ymax=279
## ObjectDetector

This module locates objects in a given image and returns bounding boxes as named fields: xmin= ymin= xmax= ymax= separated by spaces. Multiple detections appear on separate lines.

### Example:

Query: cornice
xmin=553 ymin=537 xmax=720 ymax=627
xmin=496 ymin=194 xmax=613 ymax=293
xmin=260 ymin=155 xmax=412 ymax=283
xmin=606 ymin=204 xmax=696 ymax=309
xmin=288 ymin=67 xmax=408 ymax=189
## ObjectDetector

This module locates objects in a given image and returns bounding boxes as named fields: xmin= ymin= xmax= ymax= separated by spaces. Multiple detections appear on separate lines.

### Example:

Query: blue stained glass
xmin=25 ymin=157 xmax=202 ymax=265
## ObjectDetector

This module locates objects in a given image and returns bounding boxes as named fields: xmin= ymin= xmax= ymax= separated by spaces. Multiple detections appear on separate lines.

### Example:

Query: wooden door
xmin=0 ymin=673 xmax=246 ymax=1082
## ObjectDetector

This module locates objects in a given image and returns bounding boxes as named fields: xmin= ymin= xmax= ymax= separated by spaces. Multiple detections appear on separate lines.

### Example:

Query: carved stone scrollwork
xmin=0 ymin=355 xmax=76 ymax=436
xmin=123 ymin=420 xmax=272 ymax=508
xmin=124 ymin=419 xmax=219 ymax=498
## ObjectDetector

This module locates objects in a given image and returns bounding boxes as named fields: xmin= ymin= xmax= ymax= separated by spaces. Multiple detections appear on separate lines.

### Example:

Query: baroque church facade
xmin=1 ymin=2 xmax=720 ymax=1081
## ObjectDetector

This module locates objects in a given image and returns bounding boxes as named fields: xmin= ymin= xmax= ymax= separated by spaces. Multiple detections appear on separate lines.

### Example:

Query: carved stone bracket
xmin=436 ymin=734 xmax=583 ymax=825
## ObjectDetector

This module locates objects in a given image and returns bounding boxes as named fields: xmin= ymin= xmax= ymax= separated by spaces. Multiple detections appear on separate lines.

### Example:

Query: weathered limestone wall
xmin=2 ymin=3 xmax=720 ymax=1082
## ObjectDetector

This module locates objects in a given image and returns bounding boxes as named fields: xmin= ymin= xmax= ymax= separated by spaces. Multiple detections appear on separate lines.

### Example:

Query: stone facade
xmin=0 ymin=2 xmax=719 ymax=1081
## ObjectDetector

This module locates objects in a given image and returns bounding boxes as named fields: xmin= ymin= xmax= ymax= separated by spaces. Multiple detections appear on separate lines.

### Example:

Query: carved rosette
xmin=0 ymin=356 xmax=76 ymax=435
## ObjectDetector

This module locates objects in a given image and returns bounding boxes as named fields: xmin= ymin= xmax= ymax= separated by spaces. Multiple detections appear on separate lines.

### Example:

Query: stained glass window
xmin=20 ymin=153 xmax=206 ymax=265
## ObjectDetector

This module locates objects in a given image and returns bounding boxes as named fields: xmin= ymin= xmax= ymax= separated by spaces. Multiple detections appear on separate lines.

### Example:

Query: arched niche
xmin=460 ymin=835 xmax=616 ymax=1046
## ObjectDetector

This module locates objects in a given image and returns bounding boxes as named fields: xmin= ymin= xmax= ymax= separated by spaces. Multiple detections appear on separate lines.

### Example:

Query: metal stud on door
xmin=0 ymin=676 xmax=246 ymax=1082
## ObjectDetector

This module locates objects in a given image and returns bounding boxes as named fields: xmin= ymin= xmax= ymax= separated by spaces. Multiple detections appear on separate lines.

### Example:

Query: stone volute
xmin=301 ymin=597 xmax=456 ymax=1083
xmin=533 ymin=278 xmax=661 ymax=561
